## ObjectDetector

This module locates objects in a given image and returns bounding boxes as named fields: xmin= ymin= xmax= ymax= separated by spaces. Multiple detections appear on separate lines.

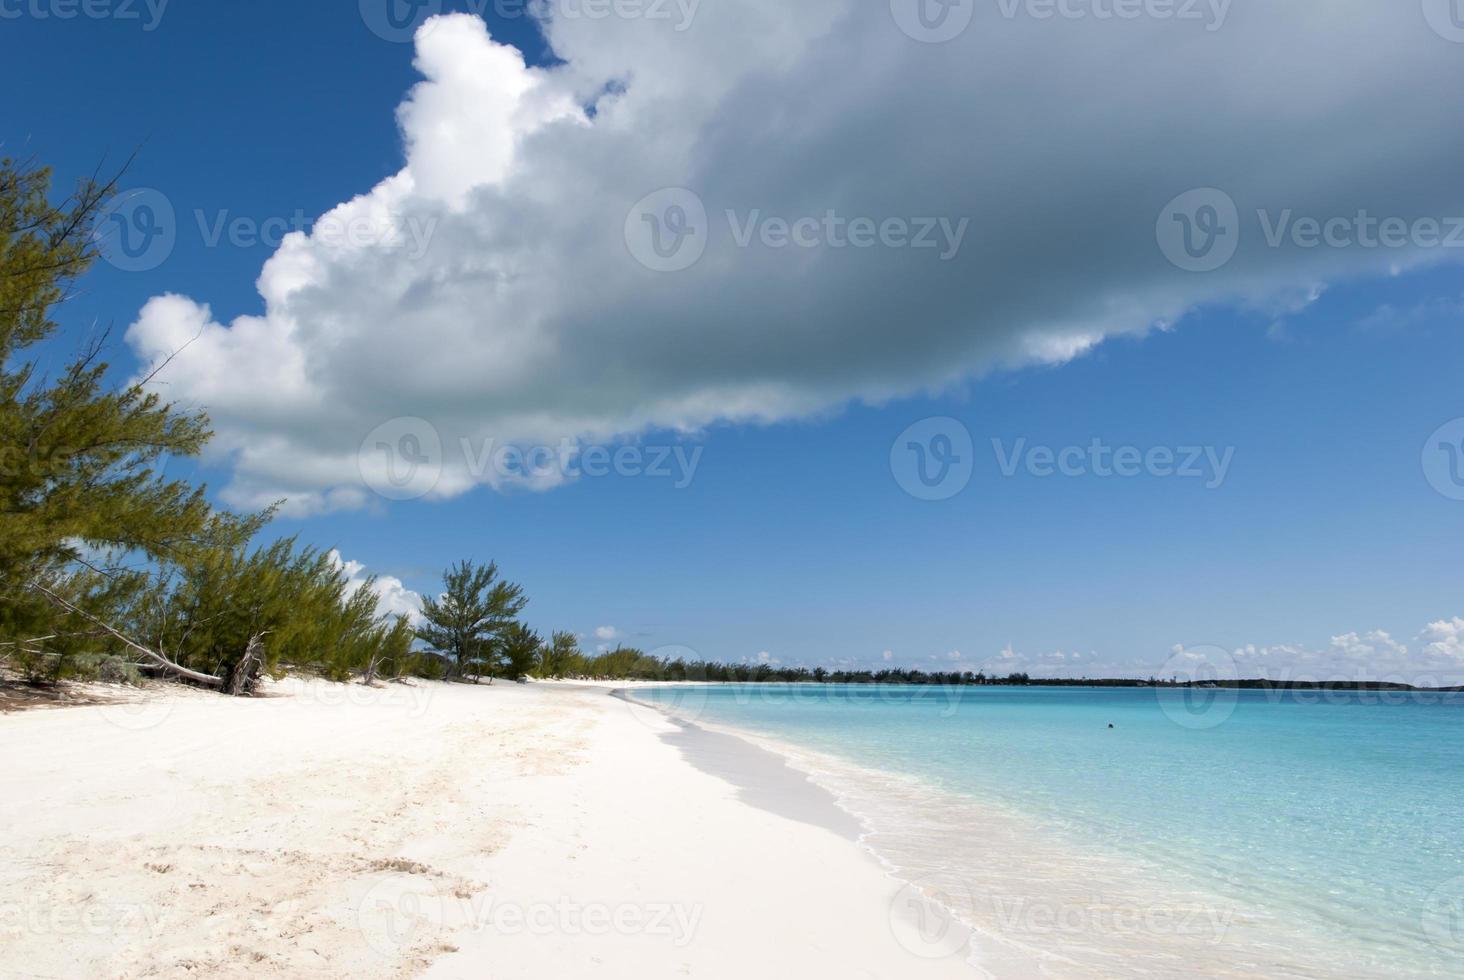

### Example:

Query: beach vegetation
xmin=534 ymin=630 xmax=584 ymax=678
xmin=498 ymin=620 xmax=543 ymax=680
xmin=414 ymin=559 xmax=527 ymax=682
xmin=0 ymin=158 xmax=247 ymax=685
xmin=0 ymin=157 xmax=444 ymax=694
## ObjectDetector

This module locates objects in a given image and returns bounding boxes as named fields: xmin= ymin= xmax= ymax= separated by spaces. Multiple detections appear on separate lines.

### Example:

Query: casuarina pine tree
xmin=0 ymin=158 xmax=242 ymax=678
xmin=414 ymin=560 xmax=527 ymax=681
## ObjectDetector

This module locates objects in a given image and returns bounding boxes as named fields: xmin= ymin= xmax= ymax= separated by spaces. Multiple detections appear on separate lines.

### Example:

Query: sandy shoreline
xmin=1 ymin=678 xmax=986 ymax=979
xmin=612 ymin=686 xmax=1392 ymax=980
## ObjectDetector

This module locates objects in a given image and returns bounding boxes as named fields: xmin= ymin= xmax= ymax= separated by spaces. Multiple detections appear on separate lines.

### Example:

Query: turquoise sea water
xmin=631 ymin=684 xmax=1464 ymax=978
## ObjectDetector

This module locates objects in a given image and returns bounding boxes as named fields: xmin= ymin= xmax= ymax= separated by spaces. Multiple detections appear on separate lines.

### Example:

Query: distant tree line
xmin=523 ymin=655 xmax=1459 ymax=692
xmin=529 ymin=654 xmax=1158 ymax=685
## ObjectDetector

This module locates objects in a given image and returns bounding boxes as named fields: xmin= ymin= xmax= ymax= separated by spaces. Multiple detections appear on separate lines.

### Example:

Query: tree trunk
xmin=224 ymin=634 xmax=266 ymax=697
xmin=28 ymin=582 xmax=224 ymax=688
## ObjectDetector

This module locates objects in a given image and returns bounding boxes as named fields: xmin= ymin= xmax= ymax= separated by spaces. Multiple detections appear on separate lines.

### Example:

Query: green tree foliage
xmin=535 ymin=629 xmax=583 ymax=678
xmin=549 ymin=651 xmax=1047 ymax=687
xmin=406 ymin=651 xmax=448 ymax=681
xmin=125 ymin=537 xmax=421 ymax=691
xmin=497 ymin=621 xmax=542 ymax=680
xmin=0 ymin=158 xmax=250 ymax=677
xmin=584 ymin=645 xmax=660 ymax=678
xmin=414 ymin=560 xmax=526 ymax=680
xmin=0 ymin=157 xmax=442 ymax=693
xmin=5 ymin=560 xmax=144 ymax=681
xmin=364 ymin=614 xmax=416 ymax=685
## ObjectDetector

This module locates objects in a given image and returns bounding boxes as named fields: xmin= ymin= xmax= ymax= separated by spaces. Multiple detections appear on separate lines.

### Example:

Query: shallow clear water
xmin=631 ymin=684 xmax=1464 ymax=978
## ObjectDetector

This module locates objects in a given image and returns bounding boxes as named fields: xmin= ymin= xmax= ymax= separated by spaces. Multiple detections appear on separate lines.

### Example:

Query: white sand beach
xmin=1 ymin=679 xmax=988 ymax=979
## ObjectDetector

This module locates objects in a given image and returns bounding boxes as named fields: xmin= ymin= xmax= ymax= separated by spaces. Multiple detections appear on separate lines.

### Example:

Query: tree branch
xmin=27 ymin=581 xmax=223 ymax=688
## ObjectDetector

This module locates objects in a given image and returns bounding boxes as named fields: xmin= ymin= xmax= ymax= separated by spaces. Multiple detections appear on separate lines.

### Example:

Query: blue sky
xmin=7 ymin=2 xmax=1464 ymax=678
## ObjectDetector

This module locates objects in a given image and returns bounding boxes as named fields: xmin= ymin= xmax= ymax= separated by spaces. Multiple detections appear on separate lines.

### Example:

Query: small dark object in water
xmin=1107 ymin=723 xmax=1114 ymax=729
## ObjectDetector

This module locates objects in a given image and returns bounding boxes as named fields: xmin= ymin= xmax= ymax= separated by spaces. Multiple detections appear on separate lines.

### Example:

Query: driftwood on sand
xmin=27 ymin=582 xmax=264 ymax=696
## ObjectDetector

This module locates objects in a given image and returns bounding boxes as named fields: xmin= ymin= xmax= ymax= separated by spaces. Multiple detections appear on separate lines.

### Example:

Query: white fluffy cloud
xmin=127 ymin=7 xmax=1464 ymax=513
xmin=594 ymin=625 xmax=619 ymax=641
xmin=986 ymin=620 xmax=1464 ymax=684
xmin=1419 ymin=617 xmax=1464 ymax=666
xmin=978 ymin=645 xmax=1088 ymax=676
xmin=328 ymin=551 xmax=424 ymax=624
